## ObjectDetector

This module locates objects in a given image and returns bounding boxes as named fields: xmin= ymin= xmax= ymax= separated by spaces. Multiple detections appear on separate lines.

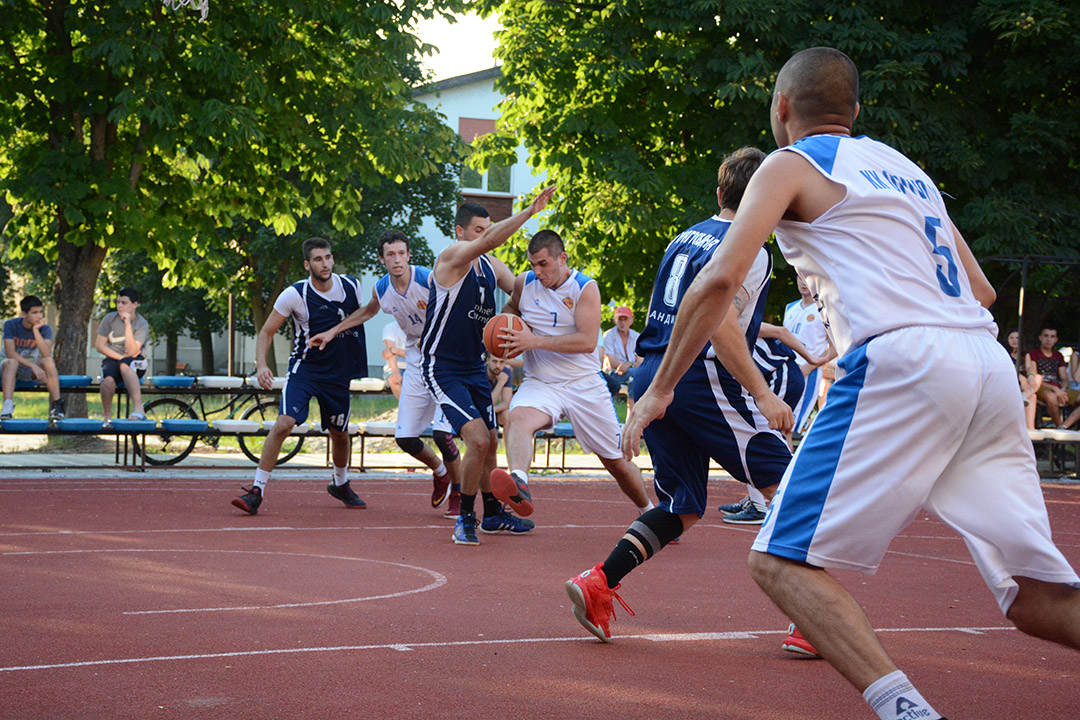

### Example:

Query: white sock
xmin=254 ymin=468 xmax=271 ymax=492
xmin=333 ymin=465 xmax=348 ymax=486
xmin=433 ymin=461 xmax=447 ymax=478
xmin=863 ymin=670 xmax=941 ymax=720
xmin=511 ymin=469 xmax=529 ymax=486
xmin=638 ymin=500 xmax=656 ymax=514
xmin=748 ymin=485 xmax=768 ymax=511
xmin=1 ymin=399 xmax=13 ymax=414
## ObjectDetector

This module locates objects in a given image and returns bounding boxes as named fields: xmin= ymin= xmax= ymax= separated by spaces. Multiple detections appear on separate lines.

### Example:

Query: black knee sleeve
xmin=432 ymin=430 xmax=459 ymax=462
xmin=395 ymin=436 xmax=425 ymax=457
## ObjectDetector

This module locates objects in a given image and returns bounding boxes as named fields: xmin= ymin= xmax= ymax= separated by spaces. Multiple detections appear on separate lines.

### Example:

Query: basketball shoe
xmin=327 ymin=481 xmax=366 ymax=509
xmin=231 ymin=486 xmax=262 ymax=515
xmin=452 ymin=512 xmax=479 ymax=545
xmin=718 ymin=495 xmax=750 ymax=515
xmin=781 ymin=623 xmax=821 ymax=658
xmin=431 ymin=470 xmax=451 ymax=508
xmin=480 ymin=509 xmax=535 ymax=535
xmin=443 ymin=488 xmax=461 ymax=518
xmin=564 ymin=563 xmax=635 ymax=642
xmin=490 ymin=468 xmax=533 ymax=516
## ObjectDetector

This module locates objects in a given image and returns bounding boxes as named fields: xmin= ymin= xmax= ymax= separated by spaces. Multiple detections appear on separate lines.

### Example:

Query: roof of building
xmin=415 ymin=66 xmax=502 ymax=95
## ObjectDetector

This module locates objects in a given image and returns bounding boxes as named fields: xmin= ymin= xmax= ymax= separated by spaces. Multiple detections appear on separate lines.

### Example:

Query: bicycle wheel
xmin=239 ymin=399 xmax=305 ymax=465
xmin=132 ymin=397 xmax=199 ymax=466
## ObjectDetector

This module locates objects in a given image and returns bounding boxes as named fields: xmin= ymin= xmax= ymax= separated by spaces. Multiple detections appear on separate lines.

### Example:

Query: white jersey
xmin=375 ymin=266 xmax=431 ymax=370
xmin=773 ymin=134 xmax=996 ymax=357
xmin=783 ymin=298 xmax=829 ymax=367
xmin=602 ymin=327 xmax=639 ymax=366
xmin=518 ymin=269 xmax=601 ymax=384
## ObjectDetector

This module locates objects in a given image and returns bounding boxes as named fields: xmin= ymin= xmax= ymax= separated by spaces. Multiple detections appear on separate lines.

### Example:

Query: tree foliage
xmin=0 ymin=0 xmax=467 ymax=392
xmin=475 ymin=0 xmax=1079 ymax=330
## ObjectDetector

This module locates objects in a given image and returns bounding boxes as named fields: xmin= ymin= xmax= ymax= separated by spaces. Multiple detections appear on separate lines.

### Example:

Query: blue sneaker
xmin=452 ymin=512 xmax=480 ymax=545
xmin=722 ymin=501 xmax=766 ymax=525
xmin=718 ymin=495 xmax=750 ymax=515
xmin=480 ymin=509 xmax=535 ymax=535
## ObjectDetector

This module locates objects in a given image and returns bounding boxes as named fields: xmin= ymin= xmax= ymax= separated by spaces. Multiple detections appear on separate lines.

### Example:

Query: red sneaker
xmin=490 ymin=468 xmax=533 ymax=516
xmin=564 ymin=563 xmax=634 ymax=643
xmin=443 ymin=489 xmax=461 ymax=519
xmin=431 ymin=471 xmax=451 ymax=508
xmin=781 ymin=623 xmax=821 ymax=658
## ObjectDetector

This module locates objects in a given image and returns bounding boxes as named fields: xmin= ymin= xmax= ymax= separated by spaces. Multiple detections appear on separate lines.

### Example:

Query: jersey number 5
xmin=923 ymin=216 xmax=961 ymax=298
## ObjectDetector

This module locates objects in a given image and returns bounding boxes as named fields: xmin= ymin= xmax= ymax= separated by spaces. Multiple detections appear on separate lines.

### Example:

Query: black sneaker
xmin=49 ymin=399 xmax=66 ymax=421
xmin=327 ymin=480 xmax=366 ymax=508
xmin=232 ymin=486 xmax=262 ymax=515
xmin=718 ymin=495 xmax=750 ymax=515
xmin=722 ymin=502 xmax=766 ymax=525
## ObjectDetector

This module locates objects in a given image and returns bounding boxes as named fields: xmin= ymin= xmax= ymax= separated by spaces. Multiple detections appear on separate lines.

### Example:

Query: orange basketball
xmin=483 ymin=314 xmax=525 ymax=358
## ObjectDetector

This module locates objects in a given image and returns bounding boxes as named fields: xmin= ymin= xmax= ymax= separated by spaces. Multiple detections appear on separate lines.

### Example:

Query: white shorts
xmin=752 ymin=326 xmax=1079 ymax=614
xmin=510 ymin=373 xmax=622 ymax=459
xmin=395 ymin=365 xmax=452 ymax=438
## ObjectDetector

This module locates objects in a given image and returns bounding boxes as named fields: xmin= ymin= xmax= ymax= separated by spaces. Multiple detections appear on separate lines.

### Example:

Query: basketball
xmin=483 ymin=314 xmax=525 ymax=358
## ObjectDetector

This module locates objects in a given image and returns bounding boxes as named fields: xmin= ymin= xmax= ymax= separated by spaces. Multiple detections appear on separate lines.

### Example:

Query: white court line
xmin=3 ymin=549 xmax=446 ymax=615
xmin=0 ymin=626 xmax=1016 ymax=674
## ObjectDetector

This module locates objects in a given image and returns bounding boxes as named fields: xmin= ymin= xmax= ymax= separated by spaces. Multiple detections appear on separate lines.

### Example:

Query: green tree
xmin=475 ymin=0 xmax=1080 ymax=331
xmin=0 ymin=0 xmax=466 ymax=415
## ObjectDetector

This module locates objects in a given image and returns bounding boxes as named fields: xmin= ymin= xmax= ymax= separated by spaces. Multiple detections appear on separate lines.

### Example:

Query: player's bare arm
xmin=433 ymin=185 xmax=556 ymax=288
xmin=120 ymin=315 xmax=143 ymax=358
xmin=710 ymin=302 xmax=794 ymax=433
xmin=310 ymin=288 xmax=380 ymax=350
xmin=501 ymin=281 xmax=601 ymax=357
xmin=501 ymin=272 xmax=526 ymax=316
xmin=947 ymin=218 xmax=996 ymax=309
xmin=255 ymin=310 xmax=288 ymax=390
xmin=489 ymin=255 xmax=518 ymax=294
xmin=30 ymin=319 xmax=53 ymax=358
xmin=622 ymin=154 xmax=803 ymax=460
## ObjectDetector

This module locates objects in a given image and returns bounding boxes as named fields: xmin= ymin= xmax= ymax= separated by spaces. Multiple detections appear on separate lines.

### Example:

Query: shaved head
xmin=775 ymin=47 xmax=859 ymax=129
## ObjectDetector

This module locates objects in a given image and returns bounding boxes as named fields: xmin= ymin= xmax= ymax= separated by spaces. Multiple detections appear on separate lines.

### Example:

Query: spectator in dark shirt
xmin=1027 ymin=326 xmax=1069 ymax=427
xmin=1 ymin=296 xmax=64 ymax=420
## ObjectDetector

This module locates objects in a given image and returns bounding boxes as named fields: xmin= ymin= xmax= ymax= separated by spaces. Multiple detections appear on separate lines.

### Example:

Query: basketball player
xmin=564 ymin=147 xmax=794 ymax=642
xmin=783 ymin=276 xmax=834 ymax=433
xmin=421 ymin=188 xmax=556 ymax=546
xmin=232 ymin=238 xmax=368 ymax=515
xmin=490 ymin=230 xmax=653 ymax=519
xmin=625 ymin=47 xmax=1080 ymax=720
xmin=310 ymin=230 xmax=464 ymax=516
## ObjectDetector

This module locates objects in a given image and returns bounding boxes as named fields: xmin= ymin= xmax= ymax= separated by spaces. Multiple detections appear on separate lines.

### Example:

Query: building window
xmin=459 ymin=117 xmax=514 ymax=195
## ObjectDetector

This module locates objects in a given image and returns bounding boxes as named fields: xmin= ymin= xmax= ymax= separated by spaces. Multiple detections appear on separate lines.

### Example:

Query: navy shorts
xmin=634 ymin=354 xmax=792 ymax=516
xmin=280 ymin=370 xmax=351 ymax=431
xmin=423 ymin=361 xmax=495 ymax=433
xmin=101 ymin=356 xmax=147 ymax=383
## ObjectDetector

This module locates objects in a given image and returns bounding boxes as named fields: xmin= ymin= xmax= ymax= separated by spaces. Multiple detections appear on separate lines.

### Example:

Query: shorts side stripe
xmin=793 ymin=366 xmax=819 ymax=429
xmin=767 ymin=342 xmax=870 ymax=562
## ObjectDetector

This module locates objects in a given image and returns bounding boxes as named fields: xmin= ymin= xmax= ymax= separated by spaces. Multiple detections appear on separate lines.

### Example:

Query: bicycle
xmin=132 ymin=387 xmax=304 ymax=466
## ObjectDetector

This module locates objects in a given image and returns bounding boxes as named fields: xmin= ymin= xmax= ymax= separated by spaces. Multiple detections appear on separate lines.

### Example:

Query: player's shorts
xmin=396 ymin=364 xmax=452 ymax=437
xmin=6 ymin=359 xmax=43 ymax=383
xmin=752 ymin=325 xmax=1080 ymax=614
xmin=101 ymin=356 xmax=147 ymax=383
xmin=510 ymin=373 xmax=624 ymax=459
xmin=279 ymin=369 xmax=351 ymax=431
xmin=423 ymin=360 xmax=495 ymax=433
xmin=634 ymin=354 xmax=792 ymax=517
xmin=769 ymin=358 xmax=806 ymax=412
xmin=791 ymin=365 xmax=820 ymax=433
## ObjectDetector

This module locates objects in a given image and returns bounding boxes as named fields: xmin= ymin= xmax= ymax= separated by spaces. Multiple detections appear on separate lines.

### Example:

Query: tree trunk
xmin=198 ymin=326 xmax=215 ymax=375
xmin=53 ymin=239 xmax=107 ymax=419
xmin=250 ymin=292 xmax=277 ymax=375
xmin=166 ymin=332 xmax=178 ymax=375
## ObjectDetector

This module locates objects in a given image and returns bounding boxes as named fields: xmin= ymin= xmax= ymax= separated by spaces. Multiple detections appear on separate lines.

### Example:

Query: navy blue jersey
xmin=421 ymin=254 xmax=498 ymax=370
xmin=273 ymin=274 xmax=367 ymax=380
xmin=638 ymin=216 xmax=772 ymax=359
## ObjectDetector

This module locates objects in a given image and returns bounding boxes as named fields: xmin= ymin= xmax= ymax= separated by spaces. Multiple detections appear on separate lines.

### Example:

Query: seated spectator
xmin=486 ymin=352 xmax=514 ymax=430
xmin=94 ymin=288 xmax=149 ymax=424
xmin=602 ymin=306 xmax=641 ymax=410
xmin=381 ymin=319 xmax=406 ymax=400
xmin=1004 ymin=328 xmax=1042 ymax=430
xmin=1027 ymin=325 xmax=1070 ymax=427
xmin=1063 ymin=345 xmax=1080 ymax=430
xmin=1 ymin=295 xmax=64 ymax=420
